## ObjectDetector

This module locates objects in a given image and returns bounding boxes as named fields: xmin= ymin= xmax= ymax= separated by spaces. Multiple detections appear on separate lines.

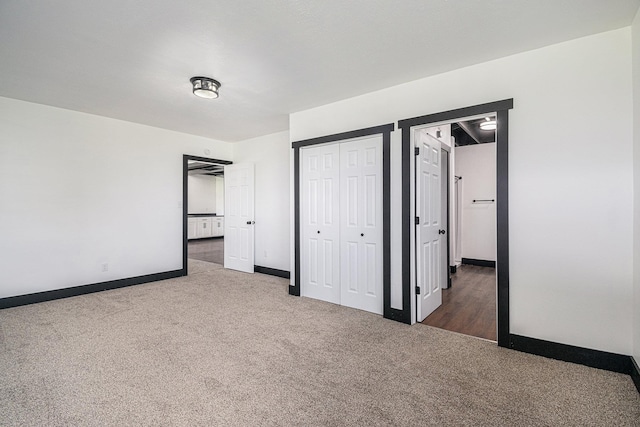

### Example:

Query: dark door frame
xmin=182 ymin=155 xmax=232 ymax=275
xmin=398 ymin=99 xmax=513 ymax=347
xmin=441 ymin=147 xmax=452 ymax=289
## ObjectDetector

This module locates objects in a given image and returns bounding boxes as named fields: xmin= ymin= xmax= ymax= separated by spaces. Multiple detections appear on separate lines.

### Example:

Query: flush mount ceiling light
xmin=480 ymin=117 xmax=497 ymax=131
xmin=190 ymin=76 xmax=221 ymax=99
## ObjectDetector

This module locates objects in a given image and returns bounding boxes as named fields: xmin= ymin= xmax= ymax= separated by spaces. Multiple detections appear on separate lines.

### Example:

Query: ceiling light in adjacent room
xmin=480 ymin=117 xmax=497 ymax=130
xmin=190 ymin=76 xmax=221 ymax=99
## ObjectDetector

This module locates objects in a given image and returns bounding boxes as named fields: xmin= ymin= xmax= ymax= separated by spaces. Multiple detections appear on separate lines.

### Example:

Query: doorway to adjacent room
xmin=183 ymin=155 xmax=231 ymax=270
xmin=416 ymin=117 xmax=498 ymax=341
xmin=398 ymin=99 xmax=512 ymax=346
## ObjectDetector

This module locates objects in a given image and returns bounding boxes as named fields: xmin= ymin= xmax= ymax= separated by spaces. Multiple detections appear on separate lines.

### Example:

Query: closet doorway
xmin=417 ymin=118 xmax=498 ymax=341
xmin=291 ymin=124 xmax=394 ymax=318
xmin=300 ymin=135 xmax=383 ymax=314
xmin=399 ymin=99 xmax=512 ymax=347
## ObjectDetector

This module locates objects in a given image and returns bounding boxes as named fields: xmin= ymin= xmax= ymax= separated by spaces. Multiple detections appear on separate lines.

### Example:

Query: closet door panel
xmin=340 ymin=136 xmax=383 ymax=315
xmin=301 ymin=143 xmax=340 ymax=305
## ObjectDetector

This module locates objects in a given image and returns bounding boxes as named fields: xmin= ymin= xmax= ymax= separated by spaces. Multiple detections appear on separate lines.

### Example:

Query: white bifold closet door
xmin=301 ymin=143 xmax=341 ymax=304
xmin=300 ymin=136 xmax=383 ymax=315
xmin=339 ymin=137 xmax=383 ymax=314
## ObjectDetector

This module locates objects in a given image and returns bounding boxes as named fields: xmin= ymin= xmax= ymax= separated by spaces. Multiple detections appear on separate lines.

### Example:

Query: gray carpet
xmin=1 ymin=259 xmax=638 ymax=426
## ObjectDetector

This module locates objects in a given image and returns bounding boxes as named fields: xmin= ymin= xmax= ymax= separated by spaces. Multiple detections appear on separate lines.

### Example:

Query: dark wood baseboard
xmin=450 ymin=265 xmax=457 ymax=274
xmin=254 ymin=266 xmax=290 ymax=279
xmin=461 ymin=258 xmax=496 ymax=268
xmin=289 ymin=285 xmax=300 ymax=296
xmin=0 ymin=269 xmax=185 ymax=309
xmin=510 ymin=334 xmax=632 ymax=374
xmin=187 ymin=236 xmax=224 ymax=241
xmin=632 ymin=357 xmax=640 ymax=395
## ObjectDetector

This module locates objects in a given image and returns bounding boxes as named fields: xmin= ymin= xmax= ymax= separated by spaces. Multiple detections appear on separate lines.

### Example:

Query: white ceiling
xmin=0 ymin=0 xmax=638 ymax=142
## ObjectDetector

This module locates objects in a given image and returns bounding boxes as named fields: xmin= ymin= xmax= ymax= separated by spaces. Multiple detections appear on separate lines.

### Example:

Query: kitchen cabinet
xmin=187 ymin=218 xmax=198 ymax=239
xmin=196 ymin=217 xmax=212 ymax=238
xmin=212 ymin=217 xmax=224 ymax=237
xmin=188 ymin=216 xmax=224 ymax=240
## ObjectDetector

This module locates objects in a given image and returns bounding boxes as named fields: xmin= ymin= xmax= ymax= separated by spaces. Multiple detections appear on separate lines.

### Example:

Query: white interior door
xmin=301 ymin=144 xmax=340 ymax=304
xmin=224 ymin=163 xmax=254 ymax=273
xmin=416 ymin=131 xmax=442 ymax=322
xmin=340 ymin=136 xmax=383 ymax=315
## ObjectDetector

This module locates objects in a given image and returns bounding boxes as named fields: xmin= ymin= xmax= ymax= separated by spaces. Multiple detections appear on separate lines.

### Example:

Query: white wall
xmin=232 ymin=131 xmax=290 ymax=271
xmin=187 ymin=175 xmax=217 ymax=214
xmin=0 ymin=97 xmax=232 ymax=298
xmin=215 ymin=177 xmax=224 ymax=216
xmin=632 ymin=8 xmax=640 ymax=363
xmin=424 ymin=125 xmax=452 ymax=149
xmin=455 ymin=143 xmax=496 ymax=262
xmin=290 ymin=29 xmax=633 ymax=355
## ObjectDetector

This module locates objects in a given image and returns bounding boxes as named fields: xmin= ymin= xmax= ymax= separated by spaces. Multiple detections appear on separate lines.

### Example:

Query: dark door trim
xmin=291 ymin=124 xmax=396 ymax=320
xmin=442 ymin=148 xmax=452 ymax=289
xmin=182 ymin=155 xmax=232 ymax=275
xmin=398 ymin=99 xmax=513 ymax=345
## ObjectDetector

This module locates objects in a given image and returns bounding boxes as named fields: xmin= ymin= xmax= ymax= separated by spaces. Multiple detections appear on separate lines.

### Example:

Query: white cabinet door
xmin=196 ymin=217 xmax=213 ymax=238
xmin=211 ymin=217 xmax=223 ymax=237
xmin=217 ymin=218 xmax=224 ymax=236
xmin=206 ymin=218 xmax=214 ymax=237
xmin=301 ymin=143 xmax=341 ymax=305
xmin=211 ymin=218 xmax=218 ymax=237
xmin=339 ymin=136 xmax=383 ymax=315
xmin=224 ymin=164 xmax=255 ymax=273
xmin=187 ymin=218 xmax=198 ymax=240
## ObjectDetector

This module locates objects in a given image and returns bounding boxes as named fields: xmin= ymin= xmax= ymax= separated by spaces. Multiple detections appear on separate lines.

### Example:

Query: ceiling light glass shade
xmin=480 ymin=120 xmax=497 ymax=130
xmin=190 ymin=77 xmax=221 ymax=99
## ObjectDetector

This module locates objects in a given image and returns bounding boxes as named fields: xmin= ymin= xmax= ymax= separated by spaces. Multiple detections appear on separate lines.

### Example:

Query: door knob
xmin=360 ymin=233 xmax=364 ymax=237
xmin=317 ymin=230 xmax=320 ymax=234
xmin=439 ymin=229 xmax=446 ymax=235
xmin=246 ymin=221 xmax=255 ymax=225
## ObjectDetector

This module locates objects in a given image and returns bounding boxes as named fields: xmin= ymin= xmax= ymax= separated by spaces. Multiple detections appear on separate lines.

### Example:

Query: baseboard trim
xmin=0 ymin=269 xmax=185 ymax=309
xmin=254 ymin=266 xmax=290 ymax=279
xmin=288 ymin=285 xmax=300 ymax=296
xmin=187 ymin=236 xmax=223 ymax=241
xmin=450 ymin=265 xmax=457 ymax=274
xmin=631 ymin=357 xmax=640 ymax=394
xmin=510 ymin=334 xmax=632 ymax=374
xmin=384 ymin=307 xmax=412 ymax=325
xmin=461 ymin=258 xmax=496 ymax=268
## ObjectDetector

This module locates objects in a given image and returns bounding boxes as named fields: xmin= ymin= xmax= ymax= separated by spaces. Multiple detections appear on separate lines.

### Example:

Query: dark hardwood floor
xmin=422 ymin=264 xmax=496 ymax=341
xmin=188 ymin=238 xmax=224 ymax=265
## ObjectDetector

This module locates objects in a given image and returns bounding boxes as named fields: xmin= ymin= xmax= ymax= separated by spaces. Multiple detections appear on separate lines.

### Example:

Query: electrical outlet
xmin=101 ymin=263 xmax=109 ymax=272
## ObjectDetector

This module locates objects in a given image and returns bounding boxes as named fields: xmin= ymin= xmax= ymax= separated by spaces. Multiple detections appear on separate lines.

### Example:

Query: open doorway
xmin=399 ymin=98 xmax=512 ymax=347
xmin=182 ymin=155 xmax=232 ymax=272
xmin=419 ymin=116 xmax=498 ymax=341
